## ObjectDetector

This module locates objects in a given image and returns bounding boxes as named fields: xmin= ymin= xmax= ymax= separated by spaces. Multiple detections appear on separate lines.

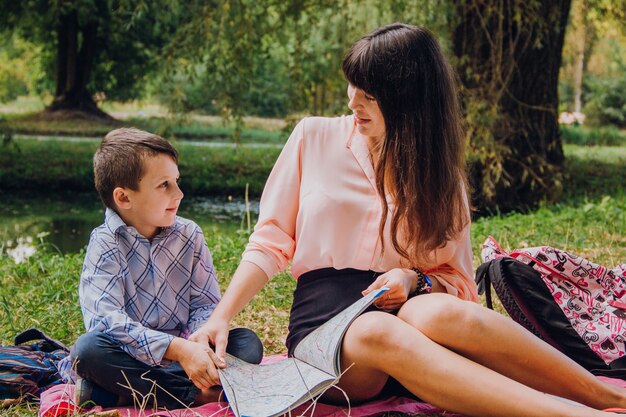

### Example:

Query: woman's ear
xmin=113 ymin=187 xmax=131 ymax=210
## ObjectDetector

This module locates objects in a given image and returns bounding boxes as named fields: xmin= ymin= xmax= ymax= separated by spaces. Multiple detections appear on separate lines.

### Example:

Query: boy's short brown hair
xmin=94 ymin=128 xmax=178 ymax=209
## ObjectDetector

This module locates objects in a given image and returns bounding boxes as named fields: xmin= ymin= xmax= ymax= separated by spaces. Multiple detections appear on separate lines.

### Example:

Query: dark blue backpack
xmin=0 ymin=328 xmax=69 ymax=401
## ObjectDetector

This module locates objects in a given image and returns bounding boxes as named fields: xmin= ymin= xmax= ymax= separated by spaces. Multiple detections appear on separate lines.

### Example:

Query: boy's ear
xmin=113 ymin=187 xmax=132 ymax=210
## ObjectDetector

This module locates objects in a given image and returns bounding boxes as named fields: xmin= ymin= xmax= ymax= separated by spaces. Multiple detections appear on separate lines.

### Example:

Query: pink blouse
xmin=242 ymin=116 xmax=478 ymax=302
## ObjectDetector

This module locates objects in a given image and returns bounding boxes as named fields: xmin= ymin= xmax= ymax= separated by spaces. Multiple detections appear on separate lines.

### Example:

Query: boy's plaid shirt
xmin=79 ymin=208 xmax=220 ymax=366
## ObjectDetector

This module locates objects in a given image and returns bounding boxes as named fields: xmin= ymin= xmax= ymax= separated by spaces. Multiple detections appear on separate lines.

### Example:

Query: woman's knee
xmin=343 ymin=312 xmax=406 ymax=353
xmin=337 ymin=313 xmax=400 ymax=401
xmin=398 ymin=293 xmax=484 ymax=337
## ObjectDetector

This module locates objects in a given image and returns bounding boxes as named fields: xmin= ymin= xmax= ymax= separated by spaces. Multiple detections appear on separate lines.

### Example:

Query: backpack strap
xmin=475 ymin=261 xmax=495 ymax=310
xmin=477 ymin=236 xmax=513 ymax=311
xmin=14 ymin=328 xmax=69 ymax=353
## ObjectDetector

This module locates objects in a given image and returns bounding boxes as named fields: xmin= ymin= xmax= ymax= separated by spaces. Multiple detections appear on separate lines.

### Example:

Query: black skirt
xmin=285 ymin=267 xmax=418 ymax=400
xmin=286 ymin=267 xmax=382 ymax=356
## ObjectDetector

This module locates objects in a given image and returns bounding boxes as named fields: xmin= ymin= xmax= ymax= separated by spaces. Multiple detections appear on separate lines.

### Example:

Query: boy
xmin=71 ymin=128 xmax=262 ymax=409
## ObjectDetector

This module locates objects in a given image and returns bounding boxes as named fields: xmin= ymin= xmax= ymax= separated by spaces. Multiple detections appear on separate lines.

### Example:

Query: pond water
xmin=0 ymin=193 xmax=259 ymax=262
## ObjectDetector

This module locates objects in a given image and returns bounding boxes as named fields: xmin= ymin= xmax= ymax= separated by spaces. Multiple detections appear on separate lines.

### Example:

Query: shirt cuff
xmin=144 ymin=333 xmax=175 ymax=367
xmin=241 ymin=250 xmax=279 ymax=279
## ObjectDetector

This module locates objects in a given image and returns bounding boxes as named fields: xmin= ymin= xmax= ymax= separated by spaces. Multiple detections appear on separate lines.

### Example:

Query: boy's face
xmin=119 ymin=153 xmax=183 ymax=240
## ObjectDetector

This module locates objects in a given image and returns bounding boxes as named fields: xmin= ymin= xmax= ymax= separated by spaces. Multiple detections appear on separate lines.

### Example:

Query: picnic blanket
xmin=38 ymin=353 xmax=626 ymax=417
xmin=39 ymin=383 xmax=460 ymax=417
xmin=39 ymin=353 xmax=460 ymax=417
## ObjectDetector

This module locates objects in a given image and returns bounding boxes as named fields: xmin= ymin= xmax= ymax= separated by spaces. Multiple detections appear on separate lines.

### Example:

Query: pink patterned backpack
xmin=477 ymin=236 xmax=626 ymax=376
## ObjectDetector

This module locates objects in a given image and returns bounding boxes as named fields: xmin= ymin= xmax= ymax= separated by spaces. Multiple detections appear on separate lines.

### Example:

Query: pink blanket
xmin=39 ymin=383 xmax=457 ymax=417
xmin=39 ymin=352 xmax=626 ymax=417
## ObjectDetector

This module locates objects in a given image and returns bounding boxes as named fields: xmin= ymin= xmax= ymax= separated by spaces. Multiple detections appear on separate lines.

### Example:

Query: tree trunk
xmin=453 ymin=0 xmax=571 ymax=214
xmin=46 ymin=10 xmax=112 ymax=120
xmin=574 ymin=46 xmax=584 ymax=114
xmin=54 ymin=12 xmax=69 ymax=98
xmin=571 ymin=0 xmax=595 ymax=115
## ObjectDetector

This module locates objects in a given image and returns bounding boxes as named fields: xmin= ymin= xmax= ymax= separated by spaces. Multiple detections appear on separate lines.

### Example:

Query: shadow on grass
xmin=563 ymin=153 xmax=626 ymax=203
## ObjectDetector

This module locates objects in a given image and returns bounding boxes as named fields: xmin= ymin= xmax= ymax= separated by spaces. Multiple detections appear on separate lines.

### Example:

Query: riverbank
xmin=2 ymin=134 xmax=625 ymax=201
xmin=0 ymin=137 xmax=281 ymax=197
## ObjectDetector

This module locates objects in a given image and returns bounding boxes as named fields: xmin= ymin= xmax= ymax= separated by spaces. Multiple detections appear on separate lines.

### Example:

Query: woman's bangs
xmin=342 ymin=43 xmax=374 ymax=95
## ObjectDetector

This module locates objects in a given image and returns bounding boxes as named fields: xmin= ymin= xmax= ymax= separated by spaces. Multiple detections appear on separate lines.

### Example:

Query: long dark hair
xmin=342 ymin=23 xmax=469 ymax=265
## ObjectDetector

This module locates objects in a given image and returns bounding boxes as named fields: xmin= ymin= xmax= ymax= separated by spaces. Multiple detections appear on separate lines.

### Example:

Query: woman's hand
xmin=189 ymin=317 xmax=230 ymax=366
xmin=362 ymin=268 xmax=418 ymax=310
xmin=165 ymin=337 xmax=223 ymax=389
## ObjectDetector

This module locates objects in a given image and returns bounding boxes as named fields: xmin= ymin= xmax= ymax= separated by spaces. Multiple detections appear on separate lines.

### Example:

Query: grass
xmin=472 ymin=144 xmax=626 ymax=263
xmin=4 ymin=96 xmax=625 ymax=147
xmin=561 ymin=125 xmax=626 ymax=147
xmin=471 ymin=143 xmax=626 ymax=317
xmin=5 ymin=113 xmax=286 ymax=144
xmin=0 ymin=138 xmax=281 ymax=198
xmin=1 ymin=142 xmax=624 ymax=416
xmin=1 ymin=97 xmax=287 ymax=144
xmin=1 ymin=96 xmax=281 ymax=132
xmin=8 ymin=97 xmax=626 ymax=151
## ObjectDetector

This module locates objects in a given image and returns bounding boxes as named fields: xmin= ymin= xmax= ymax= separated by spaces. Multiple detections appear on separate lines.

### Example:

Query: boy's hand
xmin=180 ymin=340 xmax=222 ymax=389
xmin=189 ymin=317 xmax=229 ymax=365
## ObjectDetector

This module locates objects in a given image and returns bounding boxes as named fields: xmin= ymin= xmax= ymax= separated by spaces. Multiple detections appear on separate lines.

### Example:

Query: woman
xmin=191 ymin=23 xmax=626 ymax=416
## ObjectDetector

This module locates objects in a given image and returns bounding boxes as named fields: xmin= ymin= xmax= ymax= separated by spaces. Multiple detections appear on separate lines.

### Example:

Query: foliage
xmin=576 ymin=20 xmax=626 ymax=129
xmin=2 ymin=0 xmax=624 ymax=214
xmin=583 ymin=72 xmax=626 ymax=128
xmin=0 ymin=0 xmax=188 ymax=106
xmin=0 ymin=116 xmax=13 ymax=146
xmin=559 ymin=0 xmax=626 ymax=121
xmin=158 ymin=0 xmax=450 ymax=119
xmin=0 ymin=35 xmax=41 ymax=102
xmin=0 ymin=0 xmax=453 ymax=118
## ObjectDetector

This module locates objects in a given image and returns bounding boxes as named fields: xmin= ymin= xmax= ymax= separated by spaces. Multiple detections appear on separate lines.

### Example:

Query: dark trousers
xmin=72 ymin=328 xmax=263 ymax=409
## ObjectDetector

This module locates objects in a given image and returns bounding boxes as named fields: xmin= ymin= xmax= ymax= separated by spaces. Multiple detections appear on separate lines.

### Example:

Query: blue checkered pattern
xmin=79 ymin=208 xmax=220 ymax=367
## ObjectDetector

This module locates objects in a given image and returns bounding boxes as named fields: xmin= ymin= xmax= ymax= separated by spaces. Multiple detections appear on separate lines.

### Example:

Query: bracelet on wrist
xmin=410 ymin=268 xmax=432 ymax=296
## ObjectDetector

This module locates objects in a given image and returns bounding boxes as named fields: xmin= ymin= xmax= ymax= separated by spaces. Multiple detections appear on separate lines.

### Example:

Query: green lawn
xmin=1 ymin=97 xmax=286 ymax=145
xmin=0 ymin=138 xmax=281 ymax=198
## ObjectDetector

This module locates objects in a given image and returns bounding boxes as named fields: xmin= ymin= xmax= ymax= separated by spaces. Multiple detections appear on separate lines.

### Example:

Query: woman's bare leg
xmin=397 ymin=293 xmax=626 ymax=410
xmin=327 ymin=311 xmax=619 ymax=417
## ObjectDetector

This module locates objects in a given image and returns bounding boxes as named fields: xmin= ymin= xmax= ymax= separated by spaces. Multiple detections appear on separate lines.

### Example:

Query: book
xmin=218 ymin=287 xmax=389 ymax=417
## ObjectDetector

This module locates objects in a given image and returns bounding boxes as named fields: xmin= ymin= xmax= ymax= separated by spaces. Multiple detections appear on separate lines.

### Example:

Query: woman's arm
xmin=186 ymin=224 xmax=221 ymax=333
xmin=189 ymin=120 xmax=306 ymax=370
xmin=167 ymin=262 xmax=263 ymax=389
xmin=189 ymin=261 xmax=269 ymax=363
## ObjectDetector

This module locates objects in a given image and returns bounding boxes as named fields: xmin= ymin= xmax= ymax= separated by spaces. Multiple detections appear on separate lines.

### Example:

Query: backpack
xmin=476 ymin=236 xmax=626 ymax=378
xmin=0 ymin=328 xmax=69 ymax=402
